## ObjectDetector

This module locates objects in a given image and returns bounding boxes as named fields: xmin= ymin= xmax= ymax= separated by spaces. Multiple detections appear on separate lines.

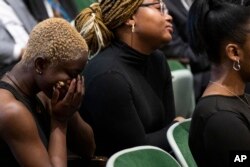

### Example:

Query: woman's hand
xmin=50 ymin=75 xmax=84 ymax=122
xmin=173 ymin=116 xmax=186 ymax=122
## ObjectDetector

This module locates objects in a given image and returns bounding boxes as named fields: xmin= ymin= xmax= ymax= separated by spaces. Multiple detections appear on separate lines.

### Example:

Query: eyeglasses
xmin=139 ymin=0 xmax=168 ymax=15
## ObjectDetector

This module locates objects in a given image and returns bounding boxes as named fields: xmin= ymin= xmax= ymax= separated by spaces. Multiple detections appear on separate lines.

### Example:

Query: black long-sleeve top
xmin=189 ymin=95 xmax=250 ymax=167
xmin=80 ymin=40 xmax=176 ymax=157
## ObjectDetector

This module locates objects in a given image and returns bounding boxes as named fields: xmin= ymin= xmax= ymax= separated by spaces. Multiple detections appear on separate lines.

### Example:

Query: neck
xmin=209 ymin=64 xmax=245 ymax=95
xmin=209 ymin=80 xmax=250 ymax=108
xmin=4 ymin=64 xmax=38 ymax=98
xmin=116 ymin=29 xmax=156 ymax=55
xmin=209 ymin=81 xmax=244 ymax=96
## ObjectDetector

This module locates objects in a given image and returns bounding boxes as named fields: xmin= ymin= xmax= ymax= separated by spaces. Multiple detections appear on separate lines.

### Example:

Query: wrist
xmin=51 ymin=117 xmax=68 ymax=129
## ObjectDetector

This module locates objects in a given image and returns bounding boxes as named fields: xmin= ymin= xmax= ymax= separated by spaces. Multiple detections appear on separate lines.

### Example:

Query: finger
xmin=63 ymin=78 xmax=76 ymax=102
xmin=77 ymin=75 xmax=84 ymax=96
xmin=51 ymin=86 xmax=60 ymax=105
xmin=76 ymin=75 xmax=82 ymax=94
xmin=71 ymin=76 xmax=83 ymax=107
xmin=82 ymin=76 xmax=85 ymax=96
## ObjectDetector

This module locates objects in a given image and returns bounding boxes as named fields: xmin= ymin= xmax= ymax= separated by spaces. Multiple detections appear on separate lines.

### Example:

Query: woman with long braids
xmin=75 ymin=0 xmax=184 ymax=157
xmin=188 ymin=0 xmax=250 ymax=166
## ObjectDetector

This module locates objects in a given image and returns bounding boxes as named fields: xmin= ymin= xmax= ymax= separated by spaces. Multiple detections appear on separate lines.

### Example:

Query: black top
xmin=80 ymin=40 xmax=176 ymax=157
xmin=189 ymin=94 xmax=250 ymax=167
xmin=0 ymin=81 xmax=49 ymax=167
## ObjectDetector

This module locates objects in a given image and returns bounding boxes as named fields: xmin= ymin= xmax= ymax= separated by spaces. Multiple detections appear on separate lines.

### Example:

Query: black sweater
xmin=189 ymin=94 xmax=250 ymax=167
xmin=80 ymin=40 xmax=176 ymax=157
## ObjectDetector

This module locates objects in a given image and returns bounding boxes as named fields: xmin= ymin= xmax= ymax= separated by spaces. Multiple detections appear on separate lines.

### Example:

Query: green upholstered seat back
xmin=114 ymin=148 xmax=180 ymax=167
xmin=106 ymin=146 xmax=181 ymax=167
xmin=172 ymin=120 xmax=197 ymax=167
xmin=167 ymin=59 xmax=186 ymax=71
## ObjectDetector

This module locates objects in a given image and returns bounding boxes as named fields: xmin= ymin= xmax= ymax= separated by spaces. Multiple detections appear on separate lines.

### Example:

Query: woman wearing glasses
xmin=75 ymin=0 xmax=184 ymax=157
xmin=188 ymin=0 xmax=250 ymax=166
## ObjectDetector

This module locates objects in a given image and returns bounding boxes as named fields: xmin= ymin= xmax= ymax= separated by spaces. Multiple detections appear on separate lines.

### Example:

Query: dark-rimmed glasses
xmin=139 ymin=0 xmax=168 ymax=15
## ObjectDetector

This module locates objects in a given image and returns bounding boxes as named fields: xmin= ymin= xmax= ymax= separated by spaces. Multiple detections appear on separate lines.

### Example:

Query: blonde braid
xmin=101 ymin=0 xmax=143 ymax=29
xmin=74 ymin=0 xmax=144 ymax=58
xmin=75 ymin=3 xmax=113 ymax=59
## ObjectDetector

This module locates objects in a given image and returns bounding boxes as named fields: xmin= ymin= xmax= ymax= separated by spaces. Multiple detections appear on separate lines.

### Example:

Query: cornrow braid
xmin=75 ymin=3 xmax=112 ymax=59
xmin=74 ymin=0 xmax=144 ymax=59
xmin=100 ymin=0 xmax=143 ymax=30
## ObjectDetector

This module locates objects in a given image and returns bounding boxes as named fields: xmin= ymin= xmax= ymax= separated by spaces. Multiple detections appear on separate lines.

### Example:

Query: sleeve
xmin=203 ymin=111 xmax=250 ymax=166
xmin=82 ymin=71 xmax=148 ymax=156
xmin=0 ymin=21 xmax=20 ymax=65
xmin=162 ymin=54 xmax=176 ymax=120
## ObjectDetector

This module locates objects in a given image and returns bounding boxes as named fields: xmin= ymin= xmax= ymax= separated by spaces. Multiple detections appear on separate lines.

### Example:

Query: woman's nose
xmin=165 ymin=13 xmax=173 ymax=23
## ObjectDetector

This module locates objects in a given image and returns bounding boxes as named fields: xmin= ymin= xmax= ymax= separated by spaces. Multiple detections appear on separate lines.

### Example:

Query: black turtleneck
xmin=80 ymin=40 xmax=176 ymax=157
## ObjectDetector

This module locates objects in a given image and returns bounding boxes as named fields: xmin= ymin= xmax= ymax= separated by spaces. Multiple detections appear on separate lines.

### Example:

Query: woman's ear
xmin=125 ymin=19 xmax=135 ymax=27
xmin=125 ymin=19 xmax=136 ymax=33
xmin=225 ymin=43 xmax=241 ymax=62
xmin=34 ymin=57 xmax=48 ymax=75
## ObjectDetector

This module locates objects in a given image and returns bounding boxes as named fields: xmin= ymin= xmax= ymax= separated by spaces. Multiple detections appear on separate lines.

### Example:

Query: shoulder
xmin=202 ymin=109 xmax=250 ymax=148
xmin=85 ymin=71 xmax=130 ymax=94
xmin=193 ymin=95 xmax=250 ymax=130
xmin=84 ymin=51 xmax=128 ymax=88
xmin=151 ymin=50 xmax=166 ymax=60
xmin=191 ymin=96 xmax=250 ymax=139
xmin=194 ymin=95 xmax=240 ymax=117
xmin=150 ymin=50 xmax=168 ymax=68
xmin=149 ymin=50 xmax=171 ymax=76
xmin=84 ymin=49 xmax=118 ymax=75
xmin=0 ymin=89 xmax=37 ymax=139
xmin=191 ymin=96 xmax=230 ymax=129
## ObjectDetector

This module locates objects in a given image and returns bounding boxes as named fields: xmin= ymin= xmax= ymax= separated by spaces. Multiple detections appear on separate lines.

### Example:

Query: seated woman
xmin=74 ymin=0 xmax=184 ymax=157
xmin=188 ymin=0 xmax=250 ymax=166
xmin=0 ymin=18 xmax=95 ymax=167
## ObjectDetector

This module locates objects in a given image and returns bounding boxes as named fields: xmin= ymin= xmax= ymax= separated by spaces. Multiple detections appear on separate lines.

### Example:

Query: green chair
xmin=167 ymin=60 xmax=195 ymax=118
xmin=106 ymin=145 xmax=181 ymax=167
xmin=167 ymin=118 xmax=197 ymax=167
xmin=74 ymin=0 xmax=97 ymax=12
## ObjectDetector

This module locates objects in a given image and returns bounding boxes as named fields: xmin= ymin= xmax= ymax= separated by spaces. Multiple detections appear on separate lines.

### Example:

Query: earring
xmin=233 ymin=59 xmax=241 ymax=71
xmin=36 ymin=69 xmax=42 ymax=75
xmin=132 ymin=23 xmax=135 ymax=33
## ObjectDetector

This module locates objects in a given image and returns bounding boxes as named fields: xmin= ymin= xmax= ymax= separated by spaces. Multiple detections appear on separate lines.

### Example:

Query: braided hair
xmin=75 ymin=0 xmax=144 ymax=58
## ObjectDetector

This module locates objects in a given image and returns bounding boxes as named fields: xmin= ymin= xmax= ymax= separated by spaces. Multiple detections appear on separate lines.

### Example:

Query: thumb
xmin=51 ymin=86 xmax=60 ymax=105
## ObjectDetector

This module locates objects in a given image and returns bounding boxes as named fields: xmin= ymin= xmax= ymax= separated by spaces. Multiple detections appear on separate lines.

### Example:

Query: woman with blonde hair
xmin=0 ymin=18 xmax=95 ymax=167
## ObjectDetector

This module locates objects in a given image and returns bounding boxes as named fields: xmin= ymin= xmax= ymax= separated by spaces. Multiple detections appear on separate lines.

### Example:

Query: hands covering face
xmin=50 ymin=75 xmax=84 ymax=122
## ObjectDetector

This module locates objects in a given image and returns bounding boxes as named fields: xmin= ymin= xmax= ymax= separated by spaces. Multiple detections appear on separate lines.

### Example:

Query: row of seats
xmin=105 ymin=118 xmax=197 ymax=167
xmin=168 ymin=60 xmax=196 ymax=118
xmin=84 ymin=60 xmax=196 ymax=167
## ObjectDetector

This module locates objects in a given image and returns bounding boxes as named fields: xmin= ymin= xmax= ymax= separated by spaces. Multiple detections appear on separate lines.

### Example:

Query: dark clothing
xmin=23 ymin=0 xmax=78 ymax=22
xmin=0 ymin=81 xmax=49 ymax=167
xmin=23 ymin=0 xmax=49 ymax=21
xmin=0 ymin=62 xmax=16 ymax=78
xmin=162 ymin=0 xmax=210 ymax=73
xmin=80 ymin=40 xmax=176 ymax=157
xmin=189 ymin=94 xmax=250 ymax=167
xmin=162 ymin=0 xmax=211 ymax=100
xmin=58 ymin=0 xmax=78 ymax=19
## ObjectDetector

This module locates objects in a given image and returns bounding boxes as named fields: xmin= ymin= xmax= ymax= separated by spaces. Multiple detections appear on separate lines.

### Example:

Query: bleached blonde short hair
xmin=22 ymin=18 xmax=88 ymax=67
